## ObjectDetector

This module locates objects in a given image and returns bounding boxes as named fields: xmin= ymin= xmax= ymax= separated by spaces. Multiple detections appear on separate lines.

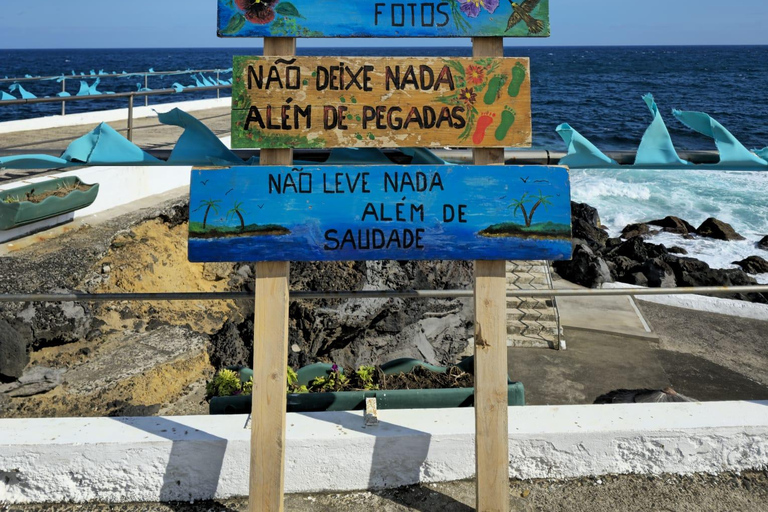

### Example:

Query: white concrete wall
xmin=603 ymin=282 xmax=768 ymax=321
xmin=0 ymin=97 xmax=230 ymax=134
xmin=1 ymin=401 xmax=766 ymax=504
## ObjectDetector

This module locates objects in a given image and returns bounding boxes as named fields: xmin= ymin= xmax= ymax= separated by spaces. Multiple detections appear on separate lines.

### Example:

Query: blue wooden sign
xmin=188 ymin=165 xmax=571 ymax=262
xmin=218 ymin=0 xmax=550 ymax=38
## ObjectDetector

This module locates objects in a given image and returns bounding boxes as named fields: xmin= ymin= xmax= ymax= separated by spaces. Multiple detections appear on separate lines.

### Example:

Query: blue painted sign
xmin=188 ymin=165 xmax=571 ymax=262
xmin=218 ymin=0 xmax=550 ymax=38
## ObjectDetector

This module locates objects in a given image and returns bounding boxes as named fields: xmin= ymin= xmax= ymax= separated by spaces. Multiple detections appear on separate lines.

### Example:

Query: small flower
xmin=331 ymin=364 xmax=339 ymax=373
xmin=459 ymin=0 xmax=500 ymax=19
xmin=236 ymin=0 xmax=280 ymax=25
xmin=458 ymin=88 xmax=477 ymax=105
xmin=466 ymin=64 xmax=486 ymax=86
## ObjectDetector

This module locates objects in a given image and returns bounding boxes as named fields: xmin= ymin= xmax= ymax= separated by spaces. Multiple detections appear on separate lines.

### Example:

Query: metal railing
xmin=0 ymin=85 xmax=230 ymax=142
xmin=1 ymin=68 xmax=233 ymax=141
xmin=0 ymin=285 xmax=766 ymax=303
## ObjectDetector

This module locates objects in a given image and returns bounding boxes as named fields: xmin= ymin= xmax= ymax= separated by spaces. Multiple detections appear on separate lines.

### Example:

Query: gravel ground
xmin=3 ymin=472 xmax=767 ymax=511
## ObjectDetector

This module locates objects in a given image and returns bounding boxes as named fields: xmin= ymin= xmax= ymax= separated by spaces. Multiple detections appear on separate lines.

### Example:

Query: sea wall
xmin=1 ymin=401 xmax=767 ymax=503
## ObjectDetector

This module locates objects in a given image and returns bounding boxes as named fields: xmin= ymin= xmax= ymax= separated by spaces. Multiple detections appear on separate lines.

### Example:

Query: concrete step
xmin=506 ymin=273 xmax=550 ymax=288
xmin=507 ymin=320 xmax=559 ymax=337
xmin=507 ymin=308 xmax=557 ymax=323
xmin=506 ymin=297 xmax=554 ymax=310
xmin=507 ymin=333 xmax=557 ymax=349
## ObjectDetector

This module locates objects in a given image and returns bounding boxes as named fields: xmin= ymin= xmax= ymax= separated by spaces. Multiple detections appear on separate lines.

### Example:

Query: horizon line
xmin=2 ymin=43 xmax=768 ymax=51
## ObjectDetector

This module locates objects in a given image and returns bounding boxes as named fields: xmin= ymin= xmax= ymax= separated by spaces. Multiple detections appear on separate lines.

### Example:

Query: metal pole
xmin=60 ymin=78 xmax=67 ymax=116
xmin=144 ymin=74 xmax=149 ymax=107
xmin=0 ymin=285 xmax=765 ymax=303
xmin=217 ymin=70 xmax=221 ymax=99
xmin=127 ymin=94 xmax=134 ymax=142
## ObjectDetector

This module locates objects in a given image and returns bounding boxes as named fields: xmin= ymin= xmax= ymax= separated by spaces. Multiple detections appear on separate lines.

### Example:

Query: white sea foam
xmin=570 ymin=168 xmax=768 ymax=282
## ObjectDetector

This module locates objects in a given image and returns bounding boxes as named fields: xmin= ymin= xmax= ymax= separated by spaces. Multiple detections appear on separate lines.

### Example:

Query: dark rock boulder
xmin=606 ymin=256 xmax=641 ymax=281
xmin=733 ymin=256 xmax=768 ymax=274
xmin=758 ymin=236 xmax=768 ymax=251
xmin=572 ymin=202 xmax=602 ymax=229
xmin=571 ymin=202 xmax=609 ymax=249
xmin=648 ymin=216 xmax=696 ymax=235
xmin=608 ymin=237 xmax=668 ymax=263
xmin=0 ymin=320 xmax=28 ymax=381
xmin=14 ymin=298 xmax=93 ymax=350
xmin=638 ymin=258 xmax=677 ymax=288
xmin=621 ymin=223 xmax=651 ymax=239
xmin=668 ymin=246 xmax=688 ymax=255
xmin=572 ymin=218 xmax=609 ymax=249
xmin=553 ymin=244 xmax=612 ymax=288
xmin=209 ymin=319 xmax=254 ymax=370
xmin=696 ymin=218 xmax=745 ymax=241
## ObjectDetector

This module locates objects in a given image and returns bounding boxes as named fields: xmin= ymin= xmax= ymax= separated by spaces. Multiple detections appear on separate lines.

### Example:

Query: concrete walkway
xmin=0 ymin=105 xmax=231 ymax=184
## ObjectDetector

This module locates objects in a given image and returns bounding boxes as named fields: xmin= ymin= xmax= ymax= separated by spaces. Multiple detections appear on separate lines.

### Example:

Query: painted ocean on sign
xmin=217 ymin=0 xmax=550 ymax=38
xmin=188 ymin=165 xmax=571 ymax=263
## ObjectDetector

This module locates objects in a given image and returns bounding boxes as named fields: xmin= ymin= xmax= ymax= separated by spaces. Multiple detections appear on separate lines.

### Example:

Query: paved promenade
xmin=0 ymin=106 xmax=231 ymax=183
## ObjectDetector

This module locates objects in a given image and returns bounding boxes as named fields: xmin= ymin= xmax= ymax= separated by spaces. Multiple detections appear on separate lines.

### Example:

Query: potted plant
xmin=208 ymin=357 xmax=525 ymax=414
xmin=0 ymin=176 xmax=99 ymax=231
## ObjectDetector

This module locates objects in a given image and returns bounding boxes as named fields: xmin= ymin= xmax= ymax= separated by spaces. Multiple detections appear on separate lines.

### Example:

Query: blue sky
xmin=1 ymin=0 xmax=767 ymax=49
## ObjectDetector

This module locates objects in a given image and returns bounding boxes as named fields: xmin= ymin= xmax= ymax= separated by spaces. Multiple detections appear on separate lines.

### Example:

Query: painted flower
xmin=458 ymin=88 xmax=477 ymax=105
xmin=459 ymin=0 xmax=500 ymax=18
xmin=466 ymin=64 xmax=486 ymax=86
xmin=236 ymin=0 xmax=280 ymax=25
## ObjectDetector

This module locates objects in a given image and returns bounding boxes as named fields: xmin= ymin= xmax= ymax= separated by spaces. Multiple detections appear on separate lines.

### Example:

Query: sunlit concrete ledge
xmin=0 ymin=97 xmax=230 ymax=134
xmin=1 ymin=401 xmax=767 ymax=504
xmin=604 ymin=282 xmax=768 ymax=321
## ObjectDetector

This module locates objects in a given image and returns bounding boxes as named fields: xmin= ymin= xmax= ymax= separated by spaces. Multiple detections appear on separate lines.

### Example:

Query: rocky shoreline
xmin=555 ymin=202 xmax=768 ymax=303
xmin=0 ymin=197 xmax=473 ymax=416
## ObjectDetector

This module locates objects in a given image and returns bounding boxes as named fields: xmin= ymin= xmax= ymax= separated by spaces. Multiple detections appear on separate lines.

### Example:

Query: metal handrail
xmin=0 ymin=285 xmax=765 ymax=302
xmin=0 ymin=85 xmax=230 ymax=142
xmin=0 ymin=68 xmax=232 ymax=83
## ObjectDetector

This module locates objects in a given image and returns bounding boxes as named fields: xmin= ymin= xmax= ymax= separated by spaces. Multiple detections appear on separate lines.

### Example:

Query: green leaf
xmin=275 ymin=2 xmax=304 ymax=18
xmin=220 ymin=13 xmax=246 ymax=35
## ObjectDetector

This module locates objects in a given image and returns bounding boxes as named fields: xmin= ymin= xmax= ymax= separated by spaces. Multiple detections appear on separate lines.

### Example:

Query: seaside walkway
xmin=0 ymin=105 xmax=231 ymax=183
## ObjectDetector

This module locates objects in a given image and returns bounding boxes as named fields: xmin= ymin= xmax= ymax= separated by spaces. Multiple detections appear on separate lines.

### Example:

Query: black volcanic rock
xmin=0 ymin=320 xmax=28 ymax=381
xmin=733 ymin=256 xmax=768 ymax=274
xmin=648 ymin=216 xmax=696 ymax=235
xmin=621 ymin=223 xmax=652 ymax=239
xmin=639 ymin=258 xmax=677 ymax=288
xmin=696 ymin=218 xmax=745 ymax=241
xmin=553 ymin=244 xmax=612 ymax=288
xmin=757 ymin=236 xmax=768 ymax=251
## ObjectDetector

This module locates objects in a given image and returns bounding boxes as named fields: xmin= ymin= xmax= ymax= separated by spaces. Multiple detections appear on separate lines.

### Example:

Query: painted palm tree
xmin=198 ymin=199 xmax=222 ymax=229
xmin=508 ymin=190 xmax=553 ymax=227
xmin=226 ymin=201 xmax=246 ymax=232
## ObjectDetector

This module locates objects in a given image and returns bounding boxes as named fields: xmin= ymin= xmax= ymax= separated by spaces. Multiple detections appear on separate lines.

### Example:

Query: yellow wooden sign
xmin=232 ymin=56 xmax=531 ymax=148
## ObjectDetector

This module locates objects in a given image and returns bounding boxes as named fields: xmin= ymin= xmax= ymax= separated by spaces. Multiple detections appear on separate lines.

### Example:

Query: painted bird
xmin=507 ymin=0 xmax=545 ymax=34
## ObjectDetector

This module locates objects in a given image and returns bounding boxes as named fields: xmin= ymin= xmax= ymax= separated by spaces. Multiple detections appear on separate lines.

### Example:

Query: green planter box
xmin=209 ymin=357 xmax=525 ymax=415
xmin=0 ymin=177 xmax=99 ymax=231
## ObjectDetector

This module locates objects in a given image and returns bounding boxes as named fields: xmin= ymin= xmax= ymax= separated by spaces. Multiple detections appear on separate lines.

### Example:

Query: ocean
xmin=3 ymin=46 xmax=768 ymax=150
xmin=1 ymin=45 xmax=767 ymax=278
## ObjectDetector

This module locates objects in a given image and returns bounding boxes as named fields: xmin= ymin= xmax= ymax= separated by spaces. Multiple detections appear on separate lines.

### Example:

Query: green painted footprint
xmin=483 ymin=74 xmax=507 ymax=105
xmin=507 ymin=62 xmax=527 ymax=97
xmin=495 ymin=106 xmax=516 ymax=141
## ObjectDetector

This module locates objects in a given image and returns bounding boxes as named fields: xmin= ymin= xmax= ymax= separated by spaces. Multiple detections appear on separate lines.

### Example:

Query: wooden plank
xmin=472 ymin=36 xmax=510 ymax=512
xmin=218 ymin=0 xmax=550 ymax=38
xmin=188 ymin=165 xmax=572 ymax=263
xmin=249 ymin=36 xmax=294 ymax=512
xmin=231 ymin=56 xmax=531 ymax=148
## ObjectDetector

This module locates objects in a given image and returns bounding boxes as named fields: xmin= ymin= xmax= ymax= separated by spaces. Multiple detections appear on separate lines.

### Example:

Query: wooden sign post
xmin=472 ymin=36 xmax=509 ymax=511
xmin=250 ymin=36 xmax=295 ymax=512
xmin=209 ymin=2 xmax=559 ymax=511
